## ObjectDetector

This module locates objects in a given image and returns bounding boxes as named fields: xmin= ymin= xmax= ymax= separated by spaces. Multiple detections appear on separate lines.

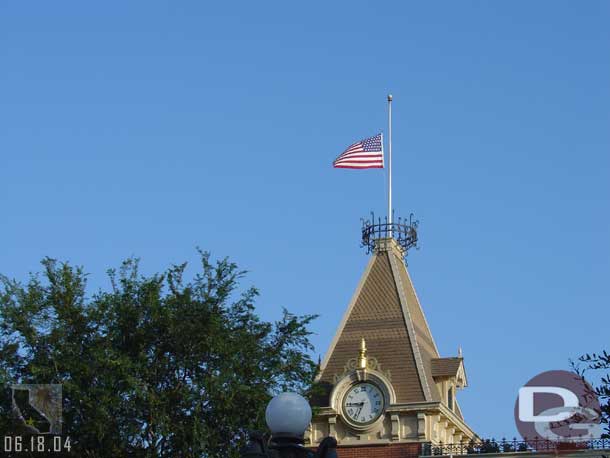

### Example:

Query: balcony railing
xmin=421 ymin=437 xmax=610 ymax=456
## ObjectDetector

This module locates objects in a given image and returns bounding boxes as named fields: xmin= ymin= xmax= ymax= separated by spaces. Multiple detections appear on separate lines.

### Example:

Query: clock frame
xmin=341 ymin=381 xmax=386 ymax=426
xmin=328 ymin=354 xmax=396 ymax=432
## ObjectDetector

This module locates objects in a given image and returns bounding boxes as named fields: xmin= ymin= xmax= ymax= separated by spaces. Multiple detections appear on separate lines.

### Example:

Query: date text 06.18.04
xmin=3 ymin=435 xmax=72 ymax=454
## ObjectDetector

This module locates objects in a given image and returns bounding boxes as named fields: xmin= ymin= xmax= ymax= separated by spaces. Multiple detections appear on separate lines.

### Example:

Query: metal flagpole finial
xmin=387 ymin=94 xmax=393 ymax=102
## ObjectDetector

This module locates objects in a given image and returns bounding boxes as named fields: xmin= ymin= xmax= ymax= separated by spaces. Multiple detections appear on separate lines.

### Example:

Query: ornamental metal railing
xmin=421 ymin=437 xmax=610 ymax=456
xmin=361 ymin=212 xmax=419 ymax=256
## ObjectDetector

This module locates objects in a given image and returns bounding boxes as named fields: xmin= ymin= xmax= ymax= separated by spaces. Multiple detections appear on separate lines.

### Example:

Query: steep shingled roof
xmin=316 ymin=239 xmax=443 ymax=404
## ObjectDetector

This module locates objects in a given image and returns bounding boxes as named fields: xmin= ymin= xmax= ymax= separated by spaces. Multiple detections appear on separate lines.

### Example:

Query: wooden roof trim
xmin=388 ymin=250 xmax=433 ymax=401
xmin=402 ymin=265 xmax=441 ymax=357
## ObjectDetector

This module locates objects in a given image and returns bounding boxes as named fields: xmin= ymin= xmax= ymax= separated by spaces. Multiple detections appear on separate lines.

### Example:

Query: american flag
xmin=333 ymin=133 xmax=384 ymax=169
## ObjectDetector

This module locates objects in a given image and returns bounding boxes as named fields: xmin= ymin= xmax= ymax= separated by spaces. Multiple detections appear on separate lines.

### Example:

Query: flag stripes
xmin=333 ymin=133 xmax=384 ymax=169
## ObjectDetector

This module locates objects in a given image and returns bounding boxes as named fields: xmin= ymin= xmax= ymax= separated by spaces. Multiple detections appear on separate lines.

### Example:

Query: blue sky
xmin=1 ymin=1 xmax=609 ymax=440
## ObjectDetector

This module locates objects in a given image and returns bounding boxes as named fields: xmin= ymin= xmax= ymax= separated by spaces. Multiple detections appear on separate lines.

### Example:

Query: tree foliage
xmin=575 ymin=350 xmax=610 ymax=438
xmin=0 ymin=252 xmax=318 ymax=457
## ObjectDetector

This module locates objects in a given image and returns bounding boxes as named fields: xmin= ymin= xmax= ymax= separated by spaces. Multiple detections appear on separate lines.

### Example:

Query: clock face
xmin=342 ymin=382 xmax=385 ymax=425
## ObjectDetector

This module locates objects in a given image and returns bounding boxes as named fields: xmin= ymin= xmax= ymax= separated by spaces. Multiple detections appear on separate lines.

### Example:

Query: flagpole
xmin=387 ymin=94 xmax=393 ymax=238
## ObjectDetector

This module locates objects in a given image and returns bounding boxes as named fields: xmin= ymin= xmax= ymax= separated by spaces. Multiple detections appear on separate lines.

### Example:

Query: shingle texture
xmin=317 ymin=249 xmax=442 ymax=404
xmin=431 ymin=357 xmax=463 ymax=378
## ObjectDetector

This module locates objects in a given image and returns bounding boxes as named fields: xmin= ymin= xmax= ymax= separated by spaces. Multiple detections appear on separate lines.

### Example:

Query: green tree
xmin=575 ymin=350 xmax=610 ymax=438
xmin=0 ymin=252 xmax=318 ymax=457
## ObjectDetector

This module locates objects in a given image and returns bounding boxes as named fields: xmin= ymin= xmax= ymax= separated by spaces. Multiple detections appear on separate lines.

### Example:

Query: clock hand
xmin=356 ymin=405 xmax=363 ymax=418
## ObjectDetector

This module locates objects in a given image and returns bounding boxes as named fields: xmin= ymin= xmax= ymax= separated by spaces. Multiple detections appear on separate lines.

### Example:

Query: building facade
xmin=307 ymin=238 xmax=476 ymax=457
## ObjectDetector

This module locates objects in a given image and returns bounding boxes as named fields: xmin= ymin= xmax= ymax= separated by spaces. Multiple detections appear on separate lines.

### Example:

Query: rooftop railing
xmin=361 ymin=212 xmax=418 ymax=256
xmin=421 ymin=437 xmax=610 ymax=456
